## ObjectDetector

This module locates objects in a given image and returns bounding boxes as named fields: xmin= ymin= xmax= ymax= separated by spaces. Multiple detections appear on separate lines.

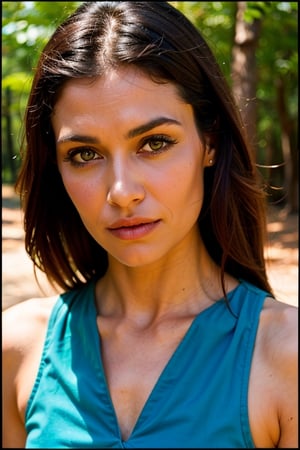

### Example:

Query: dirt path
xmin=2 ymin=184 xmax=298 ymax=310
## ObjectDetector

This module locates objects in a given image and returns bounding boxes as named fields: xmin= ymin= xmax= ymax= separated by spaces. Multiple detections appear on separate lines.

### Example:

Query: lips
xmin=107 ymin=218 xmax=161 ymax=240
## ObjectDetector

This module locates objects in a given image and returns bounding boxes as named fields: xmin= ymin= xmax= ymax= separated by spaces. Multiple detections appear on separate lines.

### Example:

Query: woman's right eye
xmin=64 ymin=147 xmax=101 ymax=166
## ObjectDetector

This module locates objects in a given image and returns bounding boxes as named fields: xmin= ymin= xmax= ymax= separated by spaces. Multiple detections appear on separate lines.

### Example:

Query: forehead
xmin=52 ymin=67 xmax=193 ymax=133
xmin=54 ymin=67 xmax=185 ymax=110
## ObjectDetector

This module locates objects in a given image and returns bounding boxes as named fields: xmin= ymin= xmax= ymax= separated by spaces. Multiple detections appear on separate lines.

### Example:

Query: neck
xmin=95 ymin=234 xmax=235 ymax=325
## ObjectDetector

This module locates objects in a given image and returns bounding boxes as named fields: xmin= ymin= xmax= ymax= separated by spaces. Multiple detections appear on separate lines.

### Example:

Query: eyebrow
xmin=56 ymin=117 xmax=181 ymax=144
xmin=56 ymin=134 xmax=100 ymax=145
xmin=126 ymin=117 xmax=182 ymax=138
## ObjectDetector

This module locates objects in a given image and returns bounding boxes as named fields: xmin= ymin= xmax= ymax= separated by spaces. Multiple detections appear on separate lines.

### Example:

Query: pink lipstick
xmin=108 ymin=218 xmax=160 ymax=240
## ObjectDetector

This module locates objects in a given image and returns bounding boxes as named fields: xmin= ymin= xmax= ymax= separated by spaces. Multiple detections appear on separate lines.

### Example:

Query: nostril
xmin=106 ymin=181 xmax=145 ymax=208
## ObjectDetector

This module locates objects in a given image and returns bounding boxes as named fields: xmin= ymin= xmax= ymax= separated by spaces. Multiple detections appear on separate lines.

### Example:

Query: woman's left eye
xmin=140 ymin=135 xmax=177 ymax=154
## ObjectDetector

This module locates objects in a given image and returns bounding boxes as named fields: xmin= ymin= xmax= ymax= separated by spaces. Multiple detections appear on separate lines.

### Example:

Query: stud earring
xmin=209 ymin=159 xmax=213 ymax=164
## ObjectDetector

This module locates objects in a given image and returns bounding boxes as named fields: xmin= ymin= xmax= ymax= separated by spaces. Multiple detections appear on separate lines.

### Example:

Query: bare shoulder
xmin=2 ymin=296 xmax=58 ymax=448
xmin=2 ymin=295 xmax=58 ymax=408
xmin=258 ymin=297 xmax=298 ymax=448
xmin=260 ymin=297 xmax=298 ymax=361
xmin=2 ymin=296 xmax=57 ymax=353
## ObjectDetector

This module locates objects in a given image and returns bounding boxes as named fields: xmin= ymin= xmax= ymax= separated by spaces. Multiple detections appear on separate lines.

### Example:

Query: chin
xmin=110 ymin=248 xmax=164 ymax=268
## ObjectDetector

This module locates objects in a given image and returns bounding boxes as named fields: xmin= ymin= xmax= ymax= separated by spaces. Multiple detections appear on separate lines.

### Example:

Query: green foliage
xmin=243 ymin=2 xmax=273 ymax=22
xmin=254 ymin=2 xmax=298 ymax=163
xmin=171 ymin=2 xmax=236 ymax=79
xmin=2 ymin=1 xmax=81 ymax=70
xmin=172 ymin=1 xmax=298 ymax=203
xmin=2 ymin=1 xmax=82 ymax=182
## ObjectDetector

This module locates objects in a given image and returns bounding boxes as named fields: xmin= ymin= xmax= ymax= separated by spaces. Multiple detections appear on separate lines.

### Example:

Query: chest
xmin=98 ymin=317 xmax=191 ymax=441
xmin=97 ymin=316 xmax=277 ymax=446
xmin=25 ymin=300 xmax=272 ymax=448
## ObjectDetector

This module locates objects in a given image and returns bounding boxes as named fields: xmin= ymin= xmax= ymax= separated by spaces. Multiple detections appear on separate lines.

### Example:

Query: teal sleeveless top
xmin=25 ymin=279 xmax=269 ymax=448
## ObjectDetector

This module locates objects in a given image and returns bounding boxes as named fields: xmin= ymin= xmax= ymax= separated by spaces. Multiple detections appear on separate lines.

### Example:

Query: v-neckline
xmin=89 ymin=280 xmax=240 ymax=443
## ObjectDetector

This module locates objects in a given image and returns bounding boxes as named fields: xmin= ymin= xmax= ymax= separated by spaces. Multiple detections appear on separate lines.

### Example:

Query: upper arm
xmin=2 ymin=355 xmax=27 ymax=448
xmin=2 ymin=298 xmax=55 ymax=448
xmin=2 ymin=306 xmax=28 ymax=448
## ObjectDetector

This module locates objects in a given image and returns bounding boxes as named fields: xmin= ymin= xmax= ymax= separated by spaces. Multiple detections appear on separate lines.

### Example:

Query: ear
xmin=204 ymin=138 xmax=216 ymax=168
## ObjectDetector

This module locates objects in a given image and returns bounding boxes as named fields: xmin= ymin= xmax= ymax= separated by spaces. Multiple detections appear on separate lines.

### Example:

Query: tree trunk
xmin=276 ymin=77 xmax=299 ymax=213
xmin=231 ymin=2 xmax=262 ymax=157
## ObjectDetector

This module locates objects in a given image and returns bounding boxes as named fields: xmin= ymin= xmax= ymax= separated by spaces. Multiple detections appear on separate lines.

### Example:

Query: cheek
xmin=59 ymin=170 xmax=103 ymax=215
xmin=153 ymin=159 xmax=204 ymax=224
xmin=169 ymin=160 xmax=203 ymax=202
xmin=170 ymin=136 xmax=205 ymax=201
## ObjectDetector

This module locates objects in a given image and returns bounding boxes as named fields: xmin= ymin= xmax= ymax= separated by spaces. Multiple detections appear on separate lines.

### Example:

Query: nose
xmin=106 ymin=157 xmax=145 ymax=208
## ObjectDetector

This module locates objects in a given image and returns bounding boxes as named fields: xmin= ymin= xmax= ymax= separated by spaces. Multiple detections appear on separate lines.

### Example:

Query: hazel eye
xmin=140 ymin=135 xmax=177 ymax=154
xmin=63 ymin=147 xmax=101 ymax=167
xmin=148 ymin=140 xmax=164 ymax=151
xmin=79 ymin=149 xmax=97 ymax=161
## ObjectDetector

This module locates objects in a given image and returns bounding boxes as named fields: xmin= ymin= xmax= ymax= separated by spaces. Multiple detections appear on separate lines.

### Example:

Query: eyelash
xmin=63 ymin=134 xmax=178 ymax=167
xmin=140 ymin=135 xmax=178 ymax=154
xmin=63 ymin=147 xmax=99 ymax=167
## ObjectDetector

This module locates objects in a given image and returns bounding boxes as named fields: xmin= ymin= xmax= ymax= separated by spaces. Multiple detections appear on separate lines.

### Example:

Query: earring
xmin=209 ymin=159 xmax=213 ymax=164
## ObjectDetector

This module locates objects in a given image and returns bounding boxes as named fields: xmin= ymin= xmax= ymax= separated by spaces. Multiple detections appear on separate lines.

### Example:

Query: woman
xmin=2 ymin=2 xmax=297 ymax=448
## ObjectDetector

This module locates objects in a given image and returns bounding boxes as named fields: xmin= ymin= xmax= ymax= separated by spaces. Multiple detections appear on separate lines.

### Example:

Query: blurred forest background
xmin=2 ymin=1 xmax=298 ymax=213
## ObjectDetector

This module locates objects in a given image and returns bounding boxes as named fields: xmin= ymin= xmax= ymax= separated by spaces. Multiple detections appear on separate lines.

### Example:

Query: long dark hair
xmin=15 ymin=1 xmax=273 ymax=296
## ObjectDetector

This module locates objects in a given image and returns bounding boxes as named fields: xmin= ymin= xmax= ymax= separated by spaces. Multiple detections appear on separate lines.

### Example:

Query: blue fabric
xmin=25 ymin=279 xmax=269 ymax=448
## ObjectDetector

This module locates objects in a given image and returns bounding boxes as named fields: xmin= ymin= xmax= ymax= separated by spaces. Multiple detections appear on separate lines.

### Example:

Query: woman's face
xmin=53 ymin=67 xmax=213 ymax=267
